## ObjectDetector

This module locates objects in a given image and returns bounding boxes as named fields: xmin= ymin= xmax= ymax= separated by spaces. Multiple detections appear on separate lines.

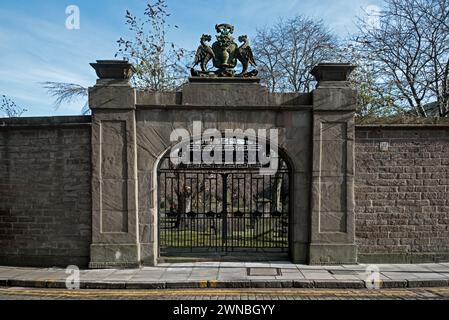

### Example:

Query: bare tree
xmin=419 ymin=0 xmax=449 ymax=117
xmin=354 ymin=0 xmax=449 ymax=117
xmin=116 ymin=0 xmax=190 ymax=91
xmin=43 ymin=0 xmax=189 ymax=113
xmin=339 ymin=44 xmax=403 ymax=121
xmin=253 ymin=16 xmax=338 ymax=93
xmin=252 ymin=27 xmax=284 ymax=93
xmin=252 ymin=17 xmax=336 ymax=210
xmin=42 ymin=82 xmax=89 ymax=115
xmin=1 ymin=95 xmax=27 ymax=118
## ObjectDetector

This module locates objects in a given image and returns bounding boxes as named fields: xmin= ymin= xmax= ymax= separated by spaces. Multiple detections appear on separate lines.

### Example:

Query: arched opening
xmin=156 ymin=135 xmax=293 ymax=261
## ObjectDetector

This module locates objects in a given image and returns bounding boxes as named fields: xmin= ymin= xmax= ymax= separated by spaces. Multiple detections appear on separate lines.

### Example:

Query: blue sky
xmin=0 ymin=0 xmax=382 ymax=116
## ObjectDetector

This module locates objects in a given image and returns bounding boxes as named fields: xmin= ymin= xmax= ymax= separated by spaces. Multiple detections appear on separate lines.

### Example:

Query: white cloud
xmin=365 ymin=4 xmax=381 ymax=29
xmin=0 ymin=6 xmax=117 ymax=116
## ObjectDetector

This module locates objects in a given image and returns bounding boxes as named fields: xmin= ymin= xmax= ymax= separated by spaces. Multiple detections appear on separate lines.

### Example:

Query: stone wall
xmin=2 ymin=70 xmax=449 ymax=268
xmin=0 ymin=116 xmax=92 ymax=267
xmin=355 ymin=126 xmax=449 ymax=263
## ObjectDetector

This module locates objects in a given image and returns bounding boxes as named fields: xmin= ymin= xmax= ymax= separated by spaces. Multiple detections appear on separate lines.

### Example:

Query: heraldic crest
xmin=191 ymin=24 xmax=258 ymax=78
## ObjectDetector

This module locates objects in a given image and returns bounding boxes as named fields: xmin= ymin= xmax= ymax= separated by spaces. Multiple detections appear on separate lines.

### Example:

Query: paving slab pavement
xmin=0 ymin=262 xmax=449 ymax=290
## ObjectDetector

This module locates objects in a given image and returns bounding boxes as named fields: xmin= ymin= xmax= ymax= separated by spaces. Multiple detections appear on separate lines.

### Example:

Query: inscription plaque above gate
xmin=191 ymin=24 xmax=258 ymax=78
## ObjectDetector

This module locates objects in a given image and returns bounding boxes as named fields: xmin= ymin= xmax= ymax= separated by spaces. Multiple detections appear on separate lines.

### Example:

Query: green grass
xmin=160 ymin=230 xmax=288 ymax=248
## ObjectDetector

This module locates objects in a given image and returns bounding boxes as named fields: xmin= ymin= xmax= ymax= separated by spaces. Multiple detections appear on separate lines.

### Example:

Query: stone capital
xmin=311 ymin=63 xmax=356 ymax=85
xmin=89 ymin=60 xmax=136 ymax=111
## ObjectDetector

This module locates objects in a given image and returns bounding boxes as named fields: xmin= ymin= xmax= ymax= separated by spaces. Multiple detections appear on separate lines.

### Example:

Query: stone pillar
xmin=88 ymin=60 xmax=141 ymax=268
xmin=309 ymin=63 xmax=358 ymax=264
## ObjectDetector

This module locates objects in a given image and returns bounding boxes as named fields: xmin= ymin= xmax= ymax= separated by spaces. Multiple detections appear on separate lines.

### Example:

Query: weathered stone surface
xmin=126 ymin=282 xmax=166 ymax=289
xmin=407 ymin=279 xmax=449 ymax=288
xmin=89 ymin=244 xmax=140 ymax=269
xmin=309 ymin=77 xmax=357 ymax=264
xmin=89 ymin=85 xmax=136 ymax=110
xmin=166 ymin=281 xmax=200 ymax=289
xmin=293 ymin=280 xmax=314 ymax=288
xmin=0 ymin=116 xmax=92 ymax=267
xmin=309 ymin=244 xmax=358 ymax=265
xmin=378 ymin=279 xmax=408 ymax=289
xmin=136 ymin=91 xmax=182 ymax=106
xmin=182 ymin=82 xmax=270 ymax=107
xmin=90 ymin=83 xmax=140 ymax=268
xmin=5 ymin=62 xmax=449 ymax=269
xmin=136 ymin=83 xmax=312 ymax=108
xmin=313 ymin=88 xmax=357 ymax=111
xmin=140 ymin=242 xmax=156 ymax=266
xmin=313 ymin=279 xmax=364 ymax=289
xmin=355 ymin=127 xmax=449 ymax=263
xmin=82 ymin=281 xmax=127 ymax=289
xmin=135 ymin=103 xmax=312 ymax=265
xmin=311 ymin=63 xmax=356 ymax=83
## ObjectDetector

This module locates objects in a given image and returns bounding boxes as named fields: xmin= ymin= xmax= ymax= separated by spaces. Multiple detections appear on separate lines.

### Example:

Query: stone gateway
xmin=0 ymin=61 xmax=448 ymax=268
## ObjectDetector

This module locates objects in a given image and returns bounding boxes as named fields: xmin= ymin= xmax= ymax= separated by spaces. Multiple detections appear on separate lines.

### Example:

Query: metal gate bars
xmin=157 ymin=142 xmax=290 ymax=257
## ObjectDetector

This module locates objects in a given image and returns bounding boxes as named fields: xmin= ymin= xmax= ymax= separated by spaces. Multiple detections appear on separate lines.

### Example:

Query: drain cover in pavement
xmin=247 ymin=268 xmax=282 ymax=276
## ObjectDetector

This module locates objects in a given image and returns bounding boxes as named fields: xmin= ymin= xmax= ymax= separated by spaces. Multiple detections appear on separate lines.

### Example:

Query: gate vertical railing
xmin=221 ymin=173 xmax=228 ymax=252
xmin=157 ymin=140 xmax=290 ymax=257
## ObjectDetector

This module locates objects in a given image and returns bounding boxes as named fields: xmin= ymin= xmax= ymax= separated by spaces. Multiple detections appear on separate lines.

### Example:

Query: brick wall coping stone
xmin=356 ymin=124 xmax=449 ymax=129
xmin=0 ymin=116 xmax=92 ymax=129
xmin=3 ymin=117 xmax=449 ymax=129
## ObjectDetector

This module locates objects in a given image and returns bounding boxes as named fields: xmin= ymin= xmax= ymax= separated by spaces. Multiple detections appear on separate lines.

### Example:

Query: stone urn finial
xmin=311 ymin=63 xmax=356 ymax=86
xmin=90 ymin=60 xmax=136 ymax=80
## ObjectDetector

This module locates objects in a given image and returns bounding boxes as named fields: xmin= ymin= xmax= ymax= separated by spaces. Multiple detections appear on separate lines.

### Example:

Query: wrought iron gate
xmin=157 ymin=140 xmax=290 ymax=257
